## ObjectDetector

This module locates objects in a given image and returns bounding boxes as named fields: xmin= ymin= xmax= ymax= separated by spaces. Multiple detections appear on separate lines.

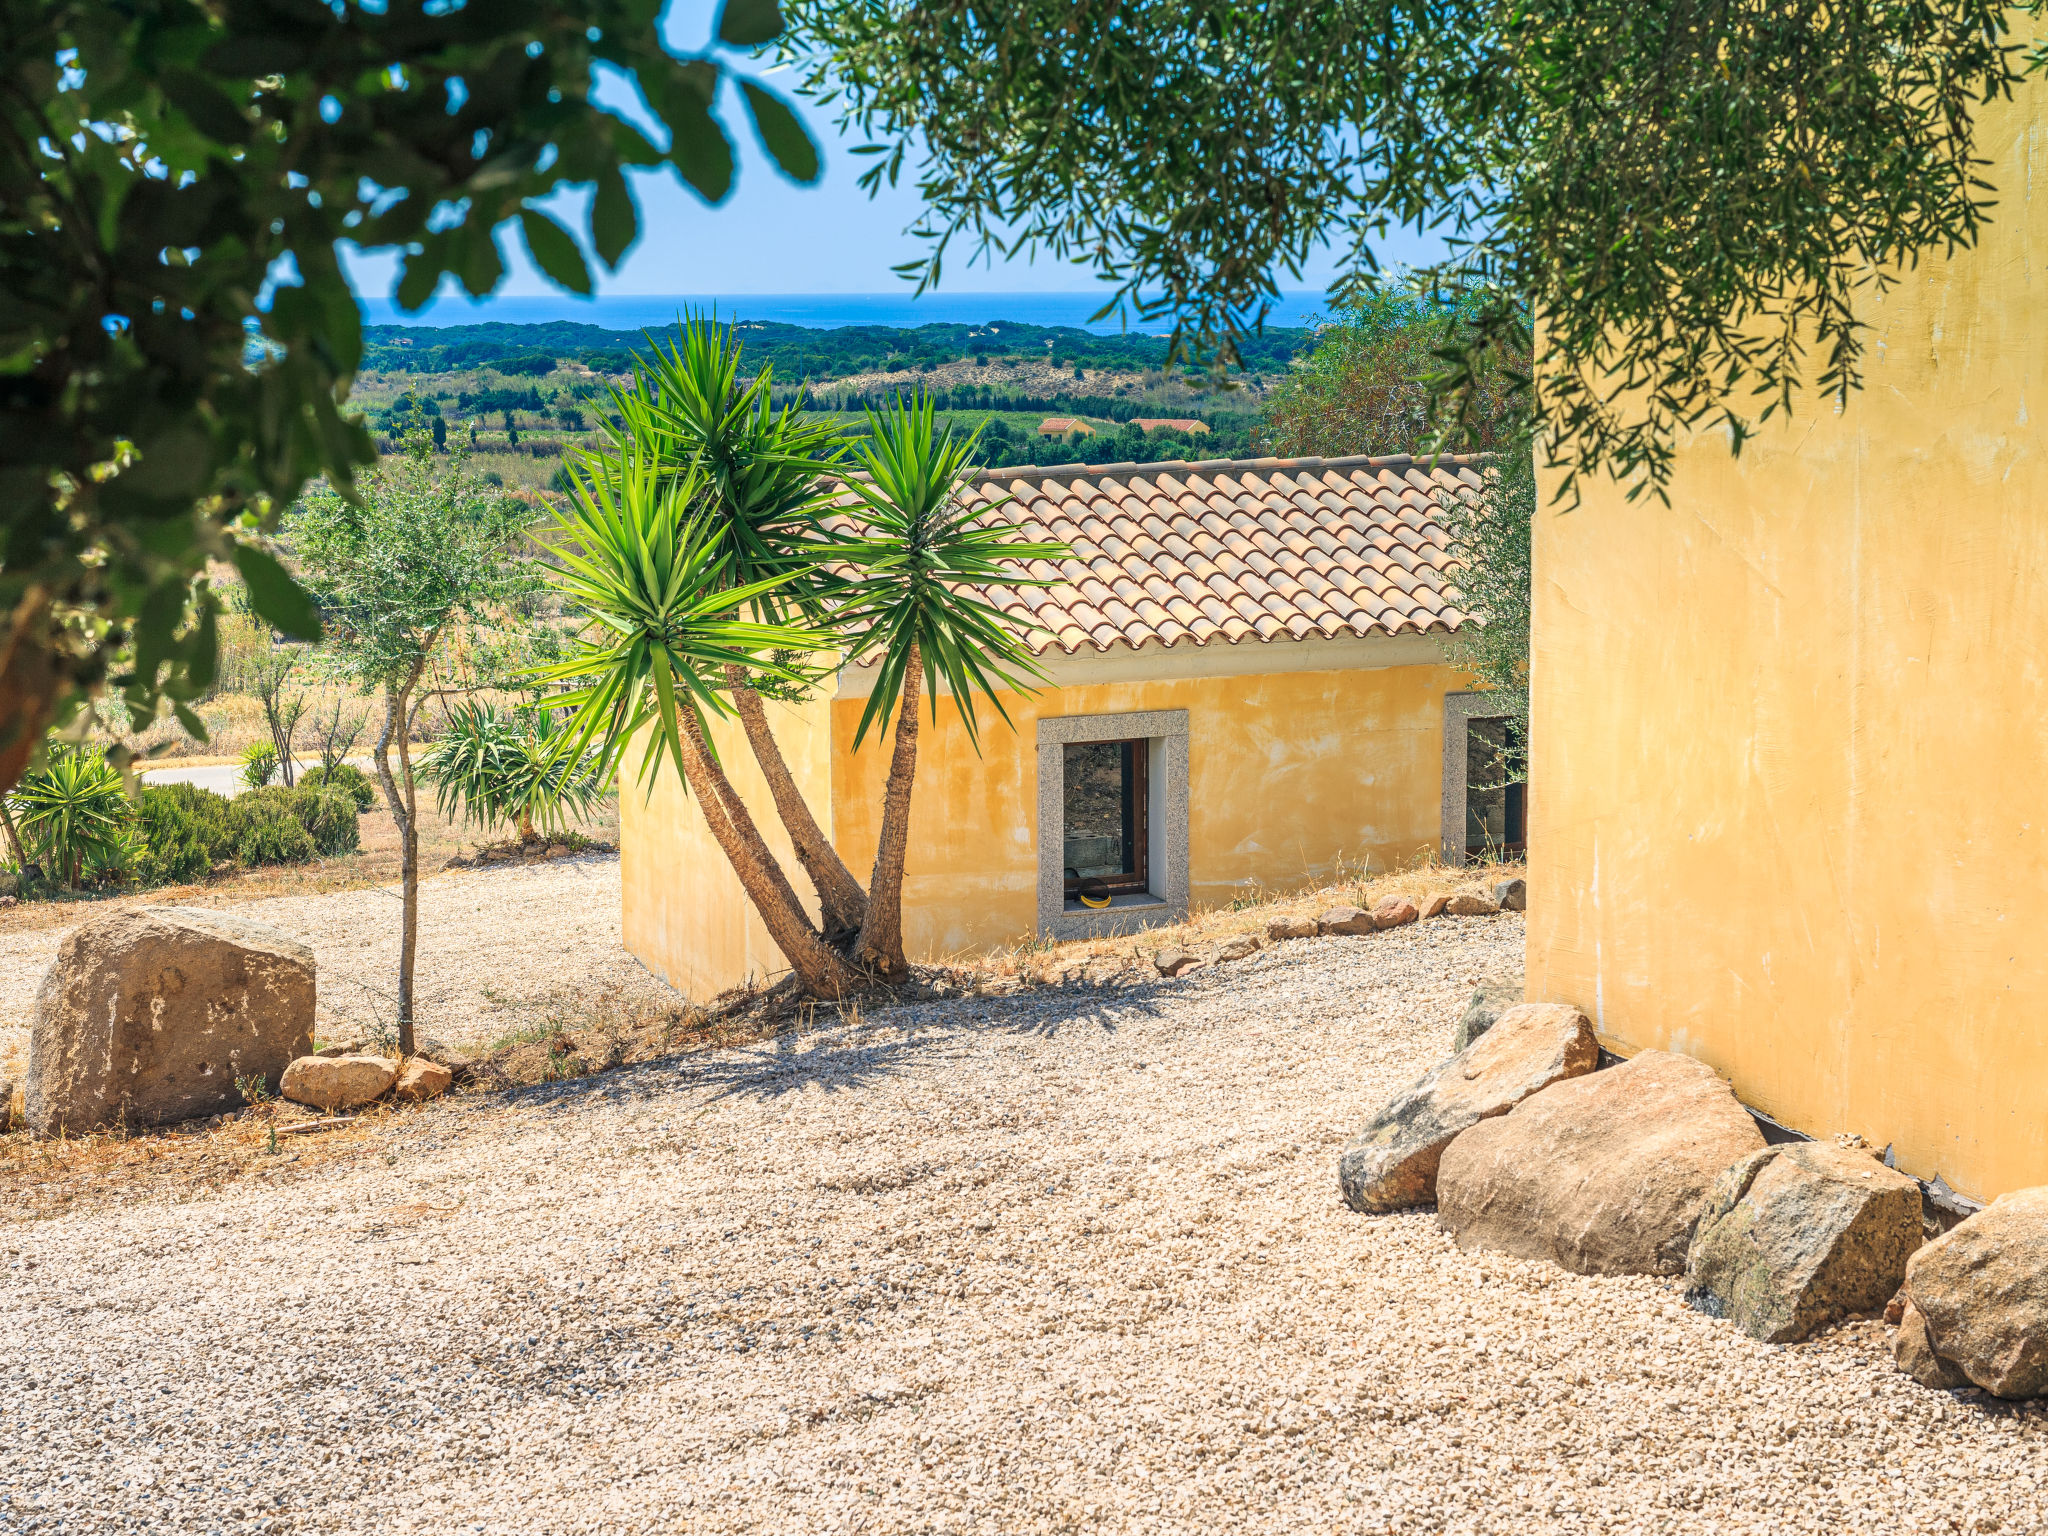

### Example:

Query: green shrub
xmin=133 ymin=786 xmax=213 ymax=886
xmin=240 ymin=741 xmax=279 ymax=788
xmin=231 ymin=793 xmax=316 ymax=865
xmin=301 ymin=762 xmax=377 ymax=812
xmin=294 ymin=787 xmax=362 ymax=856
xmin=237 ymin=784 xmax=361 ymax=859
xmin=148 ymin=781 xmax=238 ymax=862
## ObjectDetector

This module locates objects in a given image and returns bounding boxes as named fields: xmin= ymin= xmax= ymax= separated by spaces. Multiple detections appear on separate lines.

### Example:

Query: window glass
xmin=1465 ymin=718 xmax=1527 ymax=857
xmin=1063 ymin=741 xmax=1132 ymax=878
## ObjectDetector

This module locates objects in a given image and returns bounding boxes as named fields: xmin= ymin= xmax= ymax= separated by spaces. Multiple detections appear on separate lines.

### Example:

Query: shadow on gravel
xmin=507 ymin=978 xmax=1171 ymax=1115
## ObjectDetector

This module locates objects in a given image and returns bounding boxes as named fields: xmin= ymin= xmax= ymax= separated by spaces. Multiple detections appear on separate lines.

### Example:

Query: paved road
xmin=141 ymin=756 xmax=373 ymax=798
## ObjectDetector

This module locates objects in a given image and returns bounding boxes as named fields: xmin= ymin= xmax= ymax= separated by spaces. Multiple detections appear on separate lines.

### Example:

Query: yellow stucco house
xmin=1528 ymin=85 xmax=2048 ymax=1201
xmin=623 ymin=452 xmax=1500 ymax=999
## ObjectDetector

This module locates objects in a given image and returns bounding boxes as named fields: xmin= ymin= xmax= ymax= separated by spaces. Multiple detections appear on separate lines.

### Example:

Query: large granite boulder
xmin=1686 ymin=1142 xmax=1922 ymax=1342
xmin=26 ymin=907 xmax=315 ymax=1134
xmin=1436 ymin=1050 xmax=1767 ymax=1275
xmin=1339 ymin=1003 xmax=1598 ymax=1213
xmin=1897 ymin=1186 xmax=2048 ymax=1398
xmin=1453 ymin=979 xmax=1524 ymax=1052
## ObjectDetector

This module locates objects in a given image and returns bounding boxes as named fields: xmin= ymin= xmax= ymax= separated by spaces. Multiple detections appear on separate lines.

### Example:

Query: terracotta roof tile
xmin=840 ymin=453 xmax=1484 ymax=659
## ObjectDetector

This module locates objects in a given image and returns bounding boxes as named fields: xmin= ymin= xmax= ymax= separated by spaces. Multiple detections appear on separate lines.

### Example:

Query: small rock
xmin=1685 ymin=1142 xmax=1922 ymax=1342
xmin=0 ymin=894 xmax=16 ymax=909
xmin=394 ymin=1058 xmax=454 ymax=1103
xmin=1266 ymin=915 xmax=1318 ymax=942
xmin=1436 ymin=1050 xmax=1768 ymax=1276
xmin=1493 ymin=877 xmax=1527 ymax=912
xmin=1153 ymin=948 xmax=1204 ymax=978
xmin=26 ymin=907 xmax=315 ymax=1135
xmin=1371 ymin=896 xmax=1419 ymax=928
xmin=1453 ymin=980 xmax=1523 ymax=1052
xmin=1443 ymin=892 xmax=1501 ymax=917
xmin=1211 ymin=934 xmax=1263 ymax=963
xmin=1317 ymin=906 xmax=1377 ymax=936
xmin=1895 ymin=1297 xmax=1973 ymax=1390
xmin=0 ymin=1078 xmax=15 ymax=1133
xmin=1339 ymin=1003 xmax=1599 ymax=1213
xmin=1900 ymin=1185 xmax=2048 ymax=1398
xmin=314 ymin=1036 xmax=369 ymax=1059
xmin=1884 ymin=1288 xmax=1909 ymax=1326
xmin=1421 ymin=894 xmax=1451 ymax=919
xmin=280 ymin=1055 xmax=398 ymax=1111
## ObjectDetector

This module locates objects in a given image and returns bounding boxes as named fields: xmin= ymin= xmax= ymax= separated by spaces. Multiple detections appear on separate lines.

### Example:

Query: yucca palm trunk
xmin=856 ymin=641 xmax=922 ymax=978
xmin=676 ymin=706 xmax=861 ymax=998
xmin=723 ymin=664 xmax=868 ymax=936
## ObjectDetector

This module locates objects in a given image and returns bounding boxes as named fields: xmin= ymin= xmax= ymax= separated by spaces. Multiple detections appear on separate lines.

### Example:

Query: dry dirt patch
xmin=3 ymin=915 xmax=2043 ymax=1535
xmin=0 ymin=851 xmax=646 ymax=1083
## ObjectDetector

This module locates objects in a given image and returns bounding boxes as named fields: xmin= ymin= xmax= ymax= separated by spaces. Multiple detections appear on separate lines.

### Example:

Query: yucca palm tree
xmin=535 ymin=444 xmax=866 ymax=998
xmin=835 ymin=395 xmax=1064 ymax=976
xmin=10 ymin=745 xmax=131 ymax=889
xmin=598 ymin=316 xmax=871 ymax=937
xmin=419 ymin=700 xmax=610 ymax=843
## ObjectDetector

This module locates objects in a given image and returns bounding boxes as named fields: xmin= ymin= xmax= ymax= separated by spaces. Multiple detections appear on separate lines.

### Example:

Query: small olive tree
xmin=290 ymin=435 xmax=531 ymax=1053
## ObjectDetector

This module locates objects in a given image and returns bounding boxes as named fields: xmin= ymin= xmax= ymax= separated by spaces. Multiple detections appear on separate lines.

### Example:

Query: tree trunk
xmin=678 ymin=705 xmax=819 ymax=930
xmin=0 ymin=796 xmax=32 ymax=885
xmin=674 ymin=707 xmax=862 ymax=999
xmin=0 ymin=590 xmax=57 ymax=801
xmin=723 ymin=664 xmax=868 ymax=935
xmin=856 ymin=641 xmax=922 ymax=979
xmin=373 ymin=673 xmax=424 ymax=1056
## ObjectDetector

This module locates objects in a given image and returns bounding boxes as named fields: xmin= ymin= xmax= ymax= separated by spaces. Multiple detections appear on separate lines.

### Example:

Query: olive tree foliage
xmin=788 ymin=0 xmax=2043 ymax=497
xmin=288 ymin=435 xmax=533 ymax=1054
xmin=0 ymin=0 xmax=819 ymax=799
xmin=1439 ymin=454 xmax=1534 ymax=781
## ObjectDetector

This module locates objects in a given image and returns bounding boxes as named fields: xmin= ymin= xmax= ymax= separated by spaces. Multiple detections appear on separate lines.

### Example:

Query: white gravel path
xmin=2 ymin=912 xmax=2041 ymax=1533
xmin=0 ymin=854 xmax=640 ymax=1079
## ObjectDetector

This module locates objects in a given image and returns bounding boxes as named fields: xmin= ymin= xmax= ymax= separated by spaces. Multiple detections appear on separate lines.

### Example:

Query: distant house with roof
xmin=621 ymin=453 xmax=1493 ymax=998
xmin=1038 ymin=417 xmax=1094 ymax=437
xmin=1131 ymin=418 xmax=1209 ymax=435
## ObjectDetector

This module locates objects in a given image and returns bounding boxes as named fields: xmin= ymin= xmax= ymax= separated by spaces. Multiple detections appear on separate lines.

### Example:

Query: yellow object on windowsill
xmin=1078 ymin=890 xmax=1112 ymax=909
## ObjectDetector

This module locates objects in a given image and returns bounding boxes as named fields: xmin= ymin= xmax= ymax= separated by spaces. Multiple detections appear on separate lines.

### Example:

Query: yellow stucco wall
xmin=830 ymin=663 xmax=1463 ymax=963
xmin=618 ymin=694 xmax=834 ymax=1000
xmin=621 ymin=651 xmax=1463 ymax=997
xmin=1527 ymin=87 xmax=2048 ymax=1200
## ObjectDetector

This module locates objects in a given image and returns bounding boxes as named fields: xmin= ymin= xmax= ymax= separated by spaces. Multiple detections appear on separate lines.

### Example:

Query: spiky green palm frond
xmin=533 ymin=445 xmax=817 ymax=793
xmin=835 ymin=393 xmax=1068 ymax=752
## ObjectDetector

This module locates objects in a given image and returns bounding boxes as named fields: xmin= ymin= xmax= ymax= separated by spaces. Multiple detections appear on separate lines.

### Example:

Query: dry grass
xmin=0 ymin=1090 xmax=418 ymax=1221
xmin=977 ymin=855 xmax=1526 ymax=987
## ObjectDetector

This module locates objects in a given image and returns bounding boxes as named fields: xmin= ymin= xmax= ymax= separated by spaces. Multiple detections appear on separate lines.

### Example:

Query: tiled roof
xmin=958 ymin=453 xmax=1484 ymax=657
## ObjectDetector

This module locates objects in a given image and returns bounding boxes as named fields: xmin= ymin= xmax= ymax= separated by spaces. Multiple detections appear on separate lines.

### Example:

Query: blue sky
xmin=341 ymin=4 xmax=1445 ymax=311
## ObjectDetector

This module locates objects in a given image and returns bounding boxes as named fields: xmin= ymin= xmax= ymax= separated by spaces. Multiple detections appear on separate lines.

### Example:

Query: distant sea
xmin=357 ymin=291 xmax=1338 ymax=334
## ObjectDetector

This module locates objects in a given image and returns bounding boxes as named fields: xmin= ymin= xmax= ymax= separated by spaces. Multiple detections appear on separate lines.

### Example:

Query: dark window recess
xmin=1063 ymin=739 xmax=1150 ymax=898
xmin=1465 ymin=717 xmax=1527 ymax=859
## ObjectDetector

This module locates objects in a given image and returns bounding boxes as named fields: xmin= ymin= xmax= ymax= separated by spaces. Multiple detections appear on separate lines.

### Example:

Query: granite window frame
xmin=1036 ymin=709 xmax=1189 ymax=941
xmin=1441 ymin=690 xmax=1522 ymax=866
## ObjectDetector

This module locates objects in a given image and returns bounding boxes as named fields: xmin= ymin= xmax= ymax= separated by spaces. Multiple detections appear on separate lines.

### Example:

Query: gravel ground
xmin=4 ymin=914 xmax=2044 ymax=1534
xmin=0 ymin=854 xmax=641 ymax=1079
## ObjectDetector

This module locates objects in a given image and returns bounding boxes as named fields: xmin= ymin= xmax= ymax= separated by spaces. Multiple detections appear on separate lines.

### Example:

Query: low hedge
xmin=129 ymin=780 xmax=361 ymax=883
xmin=300 ymin=762 xmax=377 ymax=812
